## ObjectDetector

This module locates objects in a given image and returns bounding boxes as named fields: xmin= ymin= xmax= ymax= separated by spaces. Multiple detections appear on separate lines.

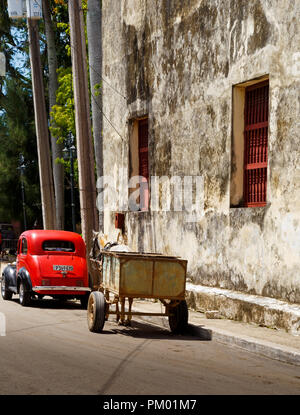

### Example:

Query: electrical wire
xmin=91 ymin=67 xmax=127 ymax=101
xmin=60 ymin=40 xmax=128 ymax=142
xmin=90 ymin=91 xmax=126 ymax=142
xmin=69 ymin=42 xmax=127 ymax=101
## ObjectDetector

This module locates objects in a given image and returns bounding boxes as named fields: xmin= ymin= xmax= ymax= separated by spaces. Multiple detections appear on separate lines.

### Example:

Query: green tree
xmin=0 ymin=77 xmax=41 ymax=227
xmin=0 ymin=0 xmax=91 ymax=231
xmin=0 ymin=0 xmax=72 ymax=230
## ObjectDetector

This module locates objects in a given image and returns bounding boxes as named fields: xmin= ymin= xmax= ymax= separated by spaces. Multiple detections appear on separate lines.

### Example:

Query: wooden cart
xmin=87 ymin=251 xmax=188 ymax=333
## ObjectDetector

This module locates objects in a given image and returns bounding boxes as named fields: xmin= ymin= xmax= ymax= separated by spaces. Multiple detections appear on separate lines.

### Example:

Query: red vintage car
xmin=1 ymin=230 xmax=91 ymax=307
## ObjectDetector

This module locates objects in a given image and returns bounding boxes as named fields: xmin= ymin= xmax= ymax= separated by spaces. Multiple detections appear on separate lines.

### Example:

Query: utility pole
xmin=87 ymin=0 xmax=103 ymax=232
xmin=28 ymin=17 xmax=56 ymax=230
xmin=68 ymin=0 xmax=99 ymax=286
xmin=0 ymin=52 xmax=5 ymax=76
xmin=63 ymin=134 xmax=76 ymax=233
xmin=69 ymin=146 xmax=76 ymax=233
xmin=18 ymin=155 xmax=27 ymax=231
xmin=42 ymin=0 xmax=65 ymax=230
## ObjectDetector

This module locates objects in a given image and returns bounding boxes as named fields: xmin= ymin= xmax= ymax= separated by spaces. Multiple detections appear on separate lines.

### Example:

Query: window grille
xmin=244 ymin=81 xmax=269 ymax=206
xmin=138 ymin=118 xmax=149 ymax=210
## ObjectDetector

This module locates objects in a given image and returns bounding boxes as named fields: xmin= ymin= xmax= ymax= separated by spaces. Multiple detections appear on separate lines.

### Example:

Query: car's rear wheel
xmin=1 ymin=277 xmax=13 ymax=300
xmin=19 ymin=281 xmax=31 ymax=307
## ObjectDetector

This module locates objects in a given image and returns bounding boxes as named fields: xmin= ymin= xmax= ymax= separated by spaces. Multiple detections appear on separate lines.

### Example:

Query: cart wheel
xmin=87 ymin=291 xmax=106 ymax=333
xmin=168 ymin=300 xmax=188 ymax=334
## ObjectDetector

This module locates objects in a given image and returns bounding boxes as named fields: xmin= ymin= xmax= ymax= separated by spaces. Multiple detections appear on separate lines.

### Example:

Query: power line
xmin=68 ymin=72 xmax=125 ymax=142
xmin=90 ymin=91 xmax=125 ymax=142
xmin=53 ymin=41 xmax=126 ymax=142
xmin=94 ymin=71 xmax=127 ymax=101
xmin=69 ymin=42 xmax=127 ymax=101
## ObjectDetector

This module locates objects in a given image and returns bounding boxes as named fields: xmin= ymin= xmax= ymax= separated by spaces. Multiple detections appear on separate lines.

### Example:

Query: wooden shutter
xmin=138 ymin=118 xmax=149 ymax=210
xmin=244 ymin=81 xmax=269 ymax=207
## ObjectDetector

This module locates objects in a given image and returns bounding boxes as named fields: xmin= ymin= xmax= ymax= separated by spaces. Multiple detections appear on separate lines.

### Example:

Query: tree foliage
xmin=0 ymin=0 xmax=74 ymax=230
xmin=0 ymin=2 xmax=40 ymax=228
xmin=0 ymin=0 xmax=95 ymax=232
xmin=0 ymin=77 xmax=41 ymax=226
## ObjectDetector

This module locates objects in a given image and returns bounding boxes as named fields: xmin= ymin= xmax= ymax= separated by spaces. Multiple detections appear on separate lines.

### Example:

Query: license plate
xmin=53 ymin=265 xmax=74 ymax=272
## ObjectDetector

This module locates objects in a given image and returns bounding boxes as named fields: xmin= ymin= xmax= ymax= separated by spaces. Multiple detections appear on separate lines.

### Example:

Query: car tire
xmin=1 ymin=276 xmax=13 ymax=300
xmin=19 ymin=281 xmax=31 ymax=307
xmin=87 ymin=291 xmax=106 ymax=332
xmin=168 ymin=300 xmax=189 ymax=334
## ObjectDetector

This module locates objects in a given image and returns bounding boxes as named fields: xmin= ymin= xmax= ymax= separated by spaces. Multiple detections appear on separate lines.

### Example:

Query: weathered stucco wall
xmin=102 ymin=0 xmax=300 ymax=303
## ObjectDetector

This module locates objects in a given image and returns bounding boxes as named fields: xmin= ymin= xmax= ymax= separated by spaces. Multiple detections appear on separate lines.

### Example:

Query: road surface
xmin=0 ymin=295 xmax=299 ymax=395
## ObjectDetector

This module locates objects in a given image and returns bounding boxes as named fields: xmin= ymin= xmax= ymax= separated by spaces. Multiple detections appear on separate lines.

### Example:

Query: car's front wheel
xmin=1 ymin=277 xmax=13 ymax=300
xmin=19 ymin=281 xmax=31 ymax=307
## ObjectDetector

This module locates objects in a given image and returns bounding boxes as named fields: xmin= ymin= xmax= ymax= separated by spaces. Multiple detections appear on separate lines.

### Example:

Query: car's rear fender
xmin=17 ymin=267 xmax=32 ymax=293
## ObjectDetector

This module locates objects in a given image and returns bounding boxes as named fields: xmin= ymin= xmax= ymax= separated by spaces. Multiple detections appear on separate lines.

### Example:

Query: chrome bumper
xmin=32 ymin=286 xmax=91 ymax=292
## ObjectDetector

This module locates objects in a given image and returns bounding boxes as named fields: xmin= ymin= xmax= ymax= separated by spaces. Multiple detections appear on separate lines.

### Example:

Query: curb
xmin=188 ymin=324 xmax=300 ymax=367
xmin=134 ymin=313 xmax=300 ymax=367
xmin=185 ymin=284 xmax=300 ymax=335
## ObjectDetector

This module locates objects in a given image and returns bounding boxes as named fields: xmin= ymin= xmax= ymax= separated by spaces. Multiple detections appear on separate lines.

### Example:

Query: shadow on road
xmin=100 ymin=319 xmax=211 ymax=341
xmin=8 ymin=297 xmax=212 ymax=341
xmin=11 ymin=298 xmax=83 ymax=310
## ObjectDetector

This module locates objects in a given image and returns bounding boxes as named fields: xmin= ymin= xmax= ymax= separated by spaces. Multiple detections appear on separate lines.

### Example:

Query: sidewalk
xmin=185 ymin=283 xmax=300 ymax=335
xmin=130 ymin=299 xmax=300 ymax=367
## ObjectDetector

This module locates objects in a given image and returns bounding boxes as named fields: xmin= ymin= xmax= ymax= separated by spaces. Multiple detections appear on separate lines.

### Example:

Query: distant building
xmin=101 ymin=1 xmax=300 ymax=305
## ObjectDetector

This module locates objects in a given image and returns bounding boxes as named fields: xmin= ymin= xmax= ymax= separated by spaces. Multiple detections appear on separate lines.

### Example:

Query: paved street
xmin=0 ymin=295 xmax=300 ymax=395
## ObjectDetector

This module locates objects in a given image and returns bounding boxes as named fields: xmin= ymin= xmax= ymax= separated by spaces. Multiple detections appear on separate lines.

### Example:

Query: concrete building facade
xmin=100 ymin=0 xmax=300 ymax=311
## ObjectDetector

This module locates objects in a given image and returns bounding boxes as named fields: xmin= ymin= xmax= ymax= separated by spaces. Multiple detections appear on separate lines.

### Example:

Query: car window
xmin=42 ymin=240 xmax=75 ymax=252
xmin=21 ymin=238 xmax=28 ymax=255
xmin=17 ymin=239 xmax=21 ymax=254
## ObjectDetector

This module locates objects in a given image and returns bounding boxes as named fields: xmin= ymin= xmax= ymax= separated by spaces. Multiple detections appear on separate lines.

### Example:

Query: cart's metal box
xmin=102 ymin=252 xmax=187 ymax=300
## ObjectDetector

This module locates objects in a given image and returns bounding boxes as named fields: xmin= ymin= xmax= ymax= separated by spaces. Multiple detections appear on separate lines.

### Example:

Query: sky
xmin=10 ymin=25 xmax=30 ymax=77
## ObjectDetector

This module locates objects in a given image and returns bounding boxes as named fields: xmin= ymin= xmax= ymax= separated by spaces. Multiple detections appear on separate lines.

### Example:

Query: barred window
xmin=138 ymin=118 xmax=149 ymax=211
xmin=129 ymin=117 xmax=149 ymax=212
xmin=243 ymin=81 xmax=269 ymax=206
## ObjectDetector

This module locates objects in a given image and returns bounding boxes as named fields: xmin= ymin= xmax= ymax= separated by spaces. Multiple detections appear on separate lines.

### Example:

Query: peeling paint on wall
xmin=102 ymin=0 xmax=300 ymax=304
